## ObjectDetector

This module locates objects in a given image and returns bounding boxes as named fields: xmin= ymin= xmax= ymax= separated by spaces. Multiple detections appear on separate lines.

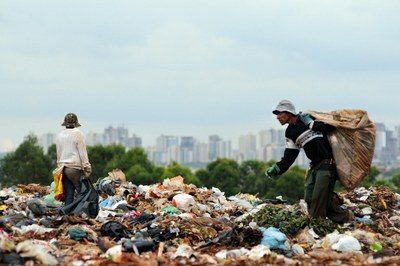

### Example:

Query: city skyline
xmin=36 ymin=124 xmax=308 ymax=168
xmin=2 ymin=118 xmax=394 ymax=153
xmin=31 ymin=121 xmax=400 ymax=170
xmin=2 ymin=2 xmax=400 ymax=152
xmin=0 ymin=120 xmax=396 ymax=175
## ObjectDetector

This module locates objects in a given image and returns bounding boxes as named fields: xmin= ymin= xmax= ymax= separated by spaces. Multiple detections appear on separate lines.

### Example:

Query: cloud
xmin=1 ymin=1 xmax=400 ymax=150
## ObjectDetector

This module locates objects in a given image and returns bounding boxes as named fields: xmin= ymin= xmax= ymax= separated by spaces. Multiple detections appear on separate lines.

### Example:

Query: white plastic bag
xmin=172 ymin=193 xmax=196 ymax=211
xmin=331 ymin=235 xmax=362 ymax=252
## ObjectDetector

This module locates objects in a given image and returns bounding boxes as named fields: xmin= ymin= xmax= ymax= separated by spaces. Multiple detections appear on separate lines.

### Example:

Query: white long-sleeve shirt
xmin=56 ymin=128 xmax=91 ymax=172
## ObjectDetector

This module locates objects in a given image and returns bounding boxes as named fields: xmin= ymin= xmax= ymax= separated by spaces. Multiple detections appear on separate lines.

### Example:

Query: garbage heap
xmin=0 ymin=175 xmax=400 ymax=265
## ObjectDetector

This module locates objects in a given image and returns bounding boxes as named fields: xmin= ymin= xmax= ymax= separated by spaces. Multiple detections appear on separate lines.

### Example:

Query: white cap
xmin=272 ymin=100 xmax=296 ymax=115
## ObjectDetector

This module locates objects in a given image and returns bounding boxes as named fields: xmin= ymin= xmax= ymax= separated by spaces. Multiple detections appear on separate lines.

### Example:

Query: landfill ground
xmin=1 ymin=176 xmax=400 ymax=265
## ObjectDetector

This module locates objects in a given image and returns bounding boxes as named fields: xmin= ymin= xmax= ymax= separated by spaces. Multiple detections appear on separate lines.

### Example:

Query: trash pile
xmin=1 ymin=172 xmax=400 ymax=265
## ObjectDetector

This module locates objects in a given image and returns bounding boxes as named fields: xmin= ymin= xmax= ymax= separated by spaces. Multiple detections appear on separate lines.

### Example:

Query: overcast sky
xmin=1 ymin=1 xmax=400 ymax=152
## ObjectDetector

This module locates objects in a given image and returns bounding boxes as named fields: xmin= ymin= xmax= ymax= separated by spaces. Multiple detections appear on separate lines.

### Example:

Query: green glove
xmin=265 ymin=164 xmax=280 ymax=179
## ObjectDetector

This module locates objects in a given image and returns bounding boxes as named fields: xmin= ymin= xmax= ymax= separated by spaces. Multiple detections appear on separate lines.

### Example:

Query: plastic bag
xmin=53 ymin=171 xmax=64 ymax=201
xmin=172 ymin=193 xmax=196 ymax=211
xmin=68 ymin=227 xmax=87 ymax=241
xmin=27 ymin=199 xmax=48 ymax=216
xmin=101 ymin=221 xmax=129 ymax=240
xmin=305 ymin=109 xmax=376 ymax=190
xmin=59 ymin=177 xmax=99 ymax=218
xmin=331 ymin=235 xmax=361 ymax=252
xmin=259 ymin=227 xmax=289 ymax=250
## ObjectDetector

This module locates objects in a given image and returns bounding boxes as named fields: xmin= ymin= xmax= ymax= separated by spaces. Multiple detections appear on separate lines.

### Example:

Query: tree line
xmin=1 ymin=134 xmax=400 ymax=203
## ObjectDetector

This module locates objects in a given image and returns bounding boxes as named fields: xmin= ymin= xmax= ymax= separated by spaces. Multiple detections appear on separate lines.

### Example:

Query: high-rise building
xmin=258 ymin=143 xmax=284 ymax=162
xmin=166 ymin=145 xmax=180 ymax=164
xmin=259 ymin=129 xmax=285 ymax=147
xmin=39 ymin=133 xmax=56 ymax=154
xmin=257 ymin=128 xmax=308 ymax=167
xmin=380 ymin=130 xmax=398 ymax=166
xmin=156 ymin=135 xmax=179 ymax=152
xmin=218 ymin=140 xmax=232 ymax=159
xmin=194 ymin=142 xmax=209 ymax=163
xmin=155 ymin=135 xmax=179 ymax=164
xmin=375 ymin=123 xmax=386 ymax=151
xmin=126 ymin=134 xmax=142 ymax=149
xmin=208 ymin=134 xmax=222 ymax=161
xmin=208 ymin=135 xmax=232 ymax=161
xmin=374 ymin=123 xmax=387 ymax=165
xmin=86 ymin=132 xmax=106 ymax=146
xmin=104 ymin=126 xmax=129 ymax=145
xmin=238 ymin=133 xmax=257 ymax=160
xmin=180 ymin=136 xmax=195 ymax=164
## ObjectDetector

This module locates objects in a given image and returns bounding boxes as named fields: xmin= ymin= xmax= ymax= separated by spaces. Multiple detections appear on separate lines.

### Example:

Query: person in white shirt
xmin=56 ymin=113 xmax=91 ymax=206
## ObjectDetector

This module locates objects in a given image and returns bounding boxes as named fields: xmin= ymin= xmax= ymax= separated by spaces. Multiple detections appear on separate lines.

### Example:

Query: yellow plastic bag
xmin=53 ymin=170 xmax=64 ymax=200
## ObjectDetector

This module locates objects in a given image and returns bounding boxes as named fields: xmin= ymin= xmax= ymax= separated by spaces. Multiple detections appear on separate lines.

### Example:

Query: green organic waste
xmin=242 ymin=204 xmax=339 ymax=237
xmin=285 ymin=215 xmax=339 ymax=237
xmin=243 ymin=204 xmax=298 ymax=228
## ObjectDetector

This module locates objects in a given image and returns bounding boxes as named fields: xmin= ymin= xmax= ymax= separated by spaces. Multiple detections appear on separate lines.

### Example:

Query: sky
xmin=1 ymin=0 xmax=400 ymax=152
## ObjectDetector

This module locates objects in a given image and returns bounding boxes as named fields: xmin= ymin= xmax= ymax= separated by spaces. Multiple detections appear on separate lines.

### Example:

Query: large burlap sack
xmin=304 ymin=109 xmax=376 ymax=190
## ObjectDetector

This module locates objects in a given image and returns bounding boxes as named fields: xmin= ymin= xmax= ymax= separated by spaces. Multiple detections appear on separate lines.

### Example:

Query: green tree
xmin=105 ymin=147 xmax=161 ymax=185
xmin=359 ymin=165 xmax=380 ymax=188
xmin=125 ymin=164 xmax=155 ymax=185
xmin=0 ymin=134 xmax=52 ymax=186
xmin=195 ymin=168 xmax=209 ymax=187
xmin=264 ymin=165 xmax=305 ymax=204
xmin=392 ymin=173 xmax=400 ymax=188
xmin=196 ymin=158 xmax=241 ymax=196
xmin=239 ymin=160 xmax=269 ymax=196
xmin=47 ymin=143 xmax=57 ymax=170
xmin=88 ymin=144 xmax=126 ymax=179
xmin=374 ymin=178 xmax=396 ymax=190
xmin=115 ymin=147 xmax=154 ymax=173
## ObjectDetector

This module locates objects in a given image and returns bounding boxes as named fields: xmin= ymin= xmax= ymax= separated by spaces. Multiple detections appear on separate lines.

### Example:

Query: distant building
xmin=193 ymin=142 xmax=209 ymax=163
xmin=39 ymin=133 xmax=56 ymax=154
xmin=126 ymin=134 xmax=142 ymax=149
xmin=258 ymin=143 xmax=283 ymax=162
xmin=218 ymin=140 xmax=232 ymax=159
xmin=166 ymin=145 xmax=180 ymax=163
xmin=207 ymin=135 xmax=232 ymax=161
xmin=104 ymin=126 xmax=128 ymax=145
xmin=208 ymin=134 xmax=222 ymax=161
xmin=88 ymin=126 xmax=143 ymax=149
xmin=86 ymin=132 xmax=106 ymax=146
xmin=258 ymin=129 xmax=285 ymax=148
xmin=238 ymin=133 xmax=257 ymax=160
xmin=155 ymin=135 xmax=180 ymax=164
xmin=180 ymin=136 xmax=195 ymax=164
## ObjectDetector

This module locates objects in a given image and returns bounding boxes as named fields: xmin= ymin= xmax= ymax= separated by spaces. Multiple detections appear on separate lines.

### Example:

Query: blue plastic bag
xmin=259 ymin=227 xmax=289 ymax=250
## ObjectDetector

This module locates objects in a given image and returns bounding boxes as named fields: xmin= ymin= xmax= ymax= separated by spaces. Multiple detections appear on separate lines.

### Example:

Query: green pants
xmin=304 ymin=164 xmax=348 ymax=223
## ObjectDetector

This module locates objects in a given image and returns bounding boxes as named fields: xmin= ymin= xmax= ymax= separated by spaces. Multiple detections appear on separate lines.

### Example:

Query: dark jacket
xmin=276 ymin=116 xmax=335 ymax=174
